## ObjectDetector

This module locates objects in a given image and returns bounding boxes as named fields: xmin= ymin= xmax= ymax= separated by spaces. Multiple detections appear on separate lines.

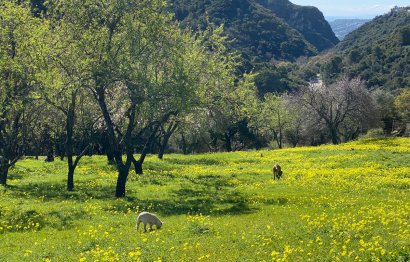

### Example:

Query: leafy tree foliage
xmin=318 ymin=7 xmax=410 ymax=90
xmin=169 ymin=0 xmax=317 ymax=66
xmin=0 ymin=1 xmax=50 ymax=185
xmin=295 ymin=77 xmax=377 ymax=144
xmin=48 ymin=0 xmax=202 ymax=197
xmin=395 ymin=89 xmax=410 ymax=123
xmin=1 ymin=0 xmax=406 ymax=195
xmin=167 ymin=0 xmax=342 ymax=96
xmin=400 ymin=26 xmax=410 ymax=46
xmin=249 ymin=93 xmax=290 ymax=149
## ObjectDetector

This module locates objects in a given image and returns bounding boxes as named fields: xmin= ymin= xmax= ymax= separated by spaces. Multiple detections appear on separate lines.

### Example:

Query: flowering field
xmin=1 ymin=138 xmax=409 ymax=261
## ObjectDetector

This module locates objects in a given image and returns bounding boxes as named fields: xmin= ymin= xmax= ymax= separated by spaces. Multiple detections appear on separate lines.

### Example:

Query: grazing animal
xmin=273 ymin=163 xmax=283 ymax=180
xmin=136 ymin=212 xmax=163 ymax=232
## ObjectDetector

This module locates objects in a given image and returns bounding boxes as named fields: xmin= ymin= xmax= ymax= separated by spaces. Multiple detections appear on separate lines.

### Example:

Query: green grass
xmin=1 ymin=138 xmax=410 ymax=261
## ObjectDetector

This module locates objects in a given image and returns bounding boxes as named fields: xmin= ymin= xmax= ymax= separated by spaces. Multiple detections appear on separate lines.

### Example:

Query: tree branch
xmin=73 ymin=145 xmax=90 ymax=169
xmin=7 ymin=154 xmax=22 ymax=168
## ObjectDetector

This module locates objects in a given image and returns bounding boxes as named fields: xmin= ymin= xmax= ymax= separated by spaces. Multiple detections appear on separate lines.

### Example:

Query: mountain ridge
xmin=318 ymin=6 xmax=410 ymax=90
xmin=168 ymin=0 xmax=338 ymax=66
xmin=255 ymin=0 xmax=339 ymax=51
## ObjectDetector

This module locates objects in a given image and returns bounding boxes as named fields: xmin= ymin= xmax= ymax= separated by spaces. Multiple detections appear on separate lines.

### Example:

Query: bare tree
xmin=296 ymin=77 xmax=376 ymax=144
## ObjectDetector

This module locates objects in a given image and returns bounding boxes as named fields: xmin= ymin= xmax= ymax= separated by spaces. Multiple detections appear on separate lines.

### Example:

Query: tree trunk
xmin=42 ymin=125 xmax=55 ymax=162
xmin=330 ymin=127 xmax=339 ymax=145
xmin=66 ymin=92 xmax=76 ymax=191
xmin=158 ymin=130 xmax=174 ymax=159
xmin=278 ymin=130 xmax=283 ymax=149
xmin=64 ymin=89 xmax=89 ymax=192
xmin=273 ymin=131 xmax=282 ymax=149
xmin=0 ymin=161 xmax=9 ymax=186
xmin=102 ymin=138 xmax=115 ymax=164
xmin=181 ymin=132 xmax=188 ymax=154
xmin=224 ymin=132 xmax=233 ymax=152
xmin=115 ymin=166 xmax=129 ymax=197
xmin=67 ymin=165 xmax=75 ymax=191
xmin=56 ymin=135 xmax=66 ymax=161
xmin=133 ymin=158 xmax=143 ymax=175
xmin=134 ymin=115 xmax=172 ymax=173
xmin=45 ymin=152 xmax=54 ymax=162
xmin=101 ymin=131 xmax=115 ymax=164
xmin=97 ymin=88 xmax=130 ymax=197
xmin=107 ymin=151 xmax=115 ymax=165
xmin=157 ymin=144 xmax=166 ymax=160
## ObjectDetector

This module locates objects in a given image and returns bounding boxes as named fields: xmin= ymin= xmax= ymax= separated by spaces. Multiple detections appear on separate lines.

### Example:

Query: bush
xmin=362 ymin=128 xmax=386 ymax=138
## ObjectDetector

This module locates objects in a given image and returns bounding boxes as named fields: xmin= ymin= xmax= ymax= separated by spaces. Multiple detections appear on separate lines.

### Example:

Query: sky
xmin=290 ymin=0 xmax=410 ymax=19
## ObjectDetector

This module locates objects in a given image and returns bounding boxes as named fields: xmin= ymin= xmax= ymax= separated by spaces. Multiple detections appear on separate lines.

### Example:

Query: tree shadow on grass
xmin=184 ymin=174 xmax=235 ymax=188
xmin=10 ymin=181 xmax=116 ymax=201
xmin=46 ymin=210 xmax=90 ymax=230
xmin=103 ymin=174 xmax=257 ymax=216
xmin=126 ymin=177 xmax=256 ymax=216
xmin=9 ymin=172 xmax=258 ymax=217
xmin=0 ymin=208 xmax=89 ymax=234
xmin=107 ymin=189 xmax=256 ymax=217
xmin=165 ymin=158 xmax=224 ymax=166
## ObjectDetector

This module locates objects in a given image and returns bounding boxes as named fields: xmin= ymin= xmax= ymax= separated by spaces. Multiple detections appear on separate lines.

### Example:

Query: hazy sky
xmin=290 ymin=0 xmax=410 ymax=18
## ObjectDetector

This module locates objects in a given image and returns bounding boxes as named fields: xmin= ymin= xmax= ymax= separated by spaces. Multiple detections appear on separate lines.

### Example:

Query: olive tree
xmin=249 ymin=93 xmax=290 ymax=149
xmin=52 ymin=0 xmax=234 ymax=197
xmin=0 ymin=2 xmax=49 ymax=186
xmin=395 ymin=89 xmax=410 ymax=122
xmin=190 ymin=26 xmax=259 ymax=152
xmin=296 ymin=77 xmax=377 ymax=144
xmin=40 ymin=8 xmax=104 ymax=191
xmin=394 ymin=89 xmax=410 ymax=135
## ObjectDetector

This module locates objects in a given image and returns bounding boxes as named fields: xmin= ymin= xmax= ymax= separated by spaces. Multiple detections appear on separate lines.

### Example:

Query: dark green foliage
xmin=167 ymin=0 xmax=340 ymax=95
xmin=29 ymin=0 xmax=47 ymax=17
xmin=253 ymin=63 xmax=304 ymax=95
xmin=320 ymin=56 xmax=343 ymax=83
xmin=319 ymin=7 xmax=410 ymax=90
xmin=400 ymin=26 xmax=410 ymax=46
xmin=168 ymin=0 xmax=318 ymax=66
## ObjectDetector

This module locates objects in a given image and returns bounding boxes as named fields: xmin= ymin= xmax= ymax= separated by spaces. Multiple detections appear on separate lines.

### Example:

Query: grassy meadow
xmin=1 ymin=138 xmax=410 ymax=261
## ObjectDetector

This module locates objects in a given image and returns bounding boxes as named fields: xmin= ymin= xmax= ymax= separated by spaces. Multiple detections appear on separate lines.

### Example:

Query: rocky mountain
xmin=255 ymin=0 xmax=339 ymax=51
xmin=168 ymin=0 xmax=338 ymax=66
xmin=329 ymin=19 xmax=371 ymax=40
xmin=319 ymin=6 xmax=410 ymax=90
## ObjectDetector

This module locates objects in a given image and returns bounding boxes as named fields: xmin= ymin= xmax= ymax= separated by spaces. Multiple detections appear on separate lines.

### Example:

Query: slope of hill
xmin=1 ymin=138 xmax=410 ymax=260
xmin=319 ymin=6 xmax=410 ymax=90
xmin=255 ymin=0 xmax=339 ymax=51
xmin=168 ymin=0 xmax=341 ymax=66
xmin=338 ymin=7 xmax=410 ymax=52
xmin=329 ymin=19 xmax=371 ymax=39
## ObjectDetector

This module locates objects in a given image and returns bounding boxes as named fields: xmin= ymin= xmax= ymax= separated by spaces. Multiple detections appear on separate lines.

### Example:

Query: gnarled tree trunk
xmin=0 ymin=159 xmax=9 ymax=186
xmin=115 ymin=165 xmax=129 ymax=197
xmin=96 ymin=86 xmax=136 ymax=198
xmin=67 ymin=165 xmax=75 ymax=191
xmin=158 ymin=121 xmax=178 ymax=160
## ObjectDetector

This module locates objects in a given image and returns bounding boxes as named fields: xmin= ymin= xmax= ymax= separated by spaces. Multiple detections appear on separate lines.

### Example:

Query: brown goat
xmin=273 ymin=163 xmax=283 ymax=180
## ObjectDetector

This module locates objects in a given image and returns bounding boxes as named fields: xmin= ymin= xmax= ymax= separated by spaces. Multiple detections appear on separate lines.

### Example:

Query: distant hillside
xmin=329 ymin=19 xmax=371 ymax=39
xmin=255 ymin=0 xmax=339 ymax=51
xmin=168 ymin=0 xmax=319 ymax=65
xmin=319 ymin=6 xmax=410 ymax=90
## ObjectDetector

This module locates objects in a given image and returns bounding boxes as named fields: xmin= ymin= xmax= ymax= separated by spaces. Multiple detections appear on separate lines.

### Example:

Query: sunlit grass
xmin=1 ymin=138 xmax=409 ymax=261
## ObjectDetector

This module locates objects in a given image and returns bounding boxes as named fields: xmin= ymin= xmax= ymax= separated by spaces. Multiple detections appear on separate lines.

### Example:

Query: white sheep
xmin=136 ymin=211 xmax=163 ymax=232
